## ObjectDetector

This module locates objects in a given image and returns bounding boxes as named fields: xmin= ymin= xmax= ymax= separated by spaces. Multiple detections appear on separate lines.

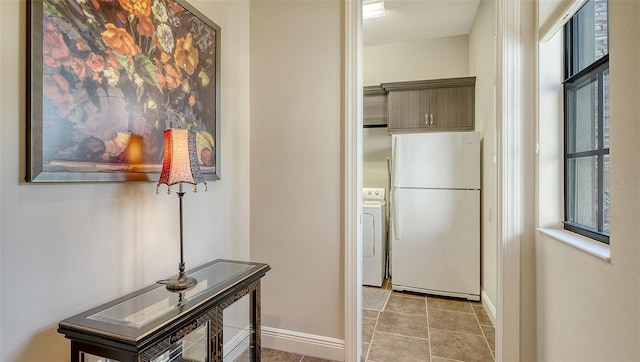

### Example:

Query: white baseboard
xmin=262 ymin=326 xmax=345 ymax=361
xmin=481 ymin=289 xmax=497 ymax=326
xmin=223 ymin=327 xmax=250 ymax=361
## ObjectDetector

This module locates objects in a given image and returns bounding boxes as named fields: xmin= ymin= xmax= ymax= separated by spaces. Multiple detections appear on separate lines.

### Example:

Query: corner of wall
xmin=481 ymin=288 xmax=497 ymax=326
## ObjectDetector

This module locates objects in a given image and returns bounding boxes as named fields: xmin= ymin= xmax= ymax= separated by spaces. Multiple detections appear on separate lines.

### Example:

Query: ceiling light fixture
xmin=363 ymin=1 xmax=386 ymax=19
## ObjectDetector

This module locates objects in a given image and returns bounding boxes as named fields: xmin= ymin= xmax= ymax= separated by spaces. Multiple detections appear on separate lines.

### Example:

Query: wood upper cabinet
xmin=383 ymin=77 xmax=475 ymax=132
xmin=363 ymin=85 xmax=388 ymax=127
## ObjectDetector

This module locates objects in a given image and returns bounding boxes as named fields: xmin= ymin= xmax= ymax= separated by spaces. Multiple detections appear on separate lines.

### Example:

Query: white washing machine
xmin=362 ymin=188 xmax=387 ymax=287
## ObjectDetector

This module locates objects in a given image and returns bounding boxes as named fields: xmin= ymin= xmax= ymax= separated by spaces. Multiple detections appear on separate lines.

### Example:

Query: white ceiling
xmin=363 ymin=0 xmax=482 ymax=47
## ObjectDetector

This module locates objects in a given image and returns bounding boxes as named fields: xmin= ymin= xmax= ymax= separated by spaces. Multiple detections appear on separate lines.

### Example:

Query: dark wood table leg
xmin=251 ymin=281 xmax=262 ymax=361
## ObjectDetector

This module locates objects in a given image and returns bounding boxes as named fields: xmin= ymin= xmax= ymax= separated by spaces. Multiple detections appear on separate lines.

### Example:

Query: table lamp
xmin=156 ymin=128 xmax=207 ymax=291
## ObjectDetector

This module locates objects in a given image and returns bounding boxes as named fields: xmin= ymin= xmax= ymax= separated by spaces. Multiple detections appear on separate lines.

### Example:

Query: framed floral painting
xmin=26 ymin=0 xmax=220 ymax=182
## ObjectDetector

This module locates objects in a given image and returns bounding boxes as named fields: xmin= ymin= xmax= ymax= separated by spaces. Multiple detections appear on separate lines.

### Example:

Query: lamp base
xmin=165 ymin=275 xmax=197 ymax=291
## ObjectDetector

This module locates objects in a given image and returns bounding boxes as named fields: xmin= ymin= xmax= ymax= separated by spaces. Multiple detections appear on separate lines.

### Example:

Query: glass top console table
xmin=58 ymin=259 xmax=271 ymax=362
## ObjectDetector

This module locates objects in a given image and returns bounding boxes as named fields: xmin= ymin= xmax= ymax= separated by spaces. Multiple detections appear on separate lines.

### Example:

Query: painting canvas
xmin=27 ymin=0 xmax=220 ymax=182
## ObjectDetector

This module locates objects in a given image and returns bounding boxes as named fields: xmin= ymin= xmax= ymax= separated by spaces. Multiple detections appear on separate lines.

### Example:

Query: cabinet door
xmin=363 ymin=93 xmax=388 ymax=126
xmin=387 ymin=89 xmax=430 ymax=131
xmin=150 ymin=323 xmax=209 ymax=362
xmin=428 ymin=86 xmax=475 ymax=130
xmin=222 ymin=293 xmax=253 ymax=361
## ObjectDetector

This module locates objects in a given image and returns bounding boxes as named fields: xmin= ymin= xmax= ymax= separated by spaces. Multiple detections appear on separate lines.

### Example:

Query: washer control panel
xmin=363 ymin=188 xmax=386 ymax=201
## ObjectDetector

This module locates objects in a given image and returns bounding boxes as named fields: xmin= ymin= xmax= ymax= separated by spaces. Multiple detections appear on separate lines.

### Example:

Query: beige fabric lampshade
xmin=157 ymin=128 xmax=206 ymax=189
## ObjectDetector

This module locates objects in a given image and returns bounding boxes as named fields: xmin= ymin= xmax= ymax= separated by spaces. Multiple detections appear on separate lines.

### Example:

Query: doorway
xmin=344 ymin=1 xmax=534 ymax=361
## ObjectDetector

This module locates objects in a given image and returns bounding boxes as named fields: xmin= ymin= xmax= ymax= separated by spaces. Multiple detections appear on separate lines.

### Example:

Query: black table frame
xmin=58 ymin=259 xmax=270 ymax=362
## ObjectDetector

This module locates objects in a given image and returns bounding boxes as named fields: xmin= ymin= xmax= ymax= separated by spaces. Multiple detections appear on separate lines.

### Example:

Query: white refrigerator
xmin=391 ymin=132 xmax=480 ymax=301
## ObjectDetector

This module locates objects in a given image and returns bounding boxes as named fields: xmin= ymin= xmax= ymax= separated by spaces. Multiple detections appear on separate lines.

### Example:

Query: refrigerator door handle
xmin=392 ymin=188 xmax=400 ymax=240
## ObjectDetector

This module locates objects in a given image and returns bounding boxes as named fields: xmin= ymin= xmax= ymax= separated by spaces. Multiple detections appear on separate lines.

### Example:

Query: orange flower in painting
xmin=189 ymin=94 xmax=196 ymax=106
xmin=160 ymin=51 xmax=171 ymax=64
xmin=137 ymin=16 xmax=155 ymax=36
xmin=174 ymin=33 xmax=199 ymax=75
xmin=156 ymin=72 xmax=166 ymax=89
xmin=164 ymin=63 xmax=183 ymax=90
xmin=105 ymin=50 xmax=123 ymax=69
xmin=154 ymin=58 xmax=167 ymax=88
xmin=116 ymin=10 xmax=128 ymax=24
xmin=118 ymin=0 xmax=151 ymax=17
xmin=43 ymin=30 xmax=72 ymax=68
xmin=101 ymin=23 xmax=141 ymax=57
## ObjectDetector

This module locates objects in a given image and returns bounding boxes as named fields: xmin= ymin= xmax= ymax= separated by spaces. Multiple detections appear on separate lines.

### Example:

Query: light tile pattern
xmin=261 ymin=279 xmax=495 ymax=362
xmin=261 ymin=348 xmax=337 ymax=362
xmin=363 ymin=279 xmax=495 ymax=362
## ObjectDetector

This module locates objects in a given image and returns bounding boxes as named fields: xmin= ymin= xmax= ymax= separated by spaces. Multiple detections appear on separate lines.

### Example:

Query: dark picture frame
xmin=27 ymin=0 xmax=221 ymax=182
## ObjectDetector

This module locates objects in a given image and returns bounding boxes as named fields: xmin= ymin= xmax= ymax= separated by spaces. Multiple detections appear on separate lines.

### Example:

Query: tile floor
xmin=260 ymin=280 xmax=495 ymax=362
xmin=261 ymin=348 xmax=337 ymax=362
xmin=362 ymin=279 xmax=495 ymax=362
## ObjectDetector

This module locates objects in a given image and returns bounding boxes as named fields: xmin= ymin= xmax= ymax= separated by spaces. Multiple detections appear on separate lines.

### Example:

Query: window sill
xmin=537 ymin=228 xmax=611 ymax=262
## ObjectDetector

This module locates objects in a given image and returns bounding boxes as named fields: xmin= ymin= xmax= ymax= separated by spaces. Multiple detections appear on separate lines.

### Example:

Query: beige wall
xmin=518 ymin=3 xmax=539 ymax=359
xmin=364 ymin=35 xmax=470 ymax=86
xmin=362 ymin=128 xmax=391 ymax=191
xmin=0 ymin=1 xmax=251 ymax=360
xmin=249 ymin=0 xmax=343 ymax=351
xmin=535 ymin=1 xmax=640 ymax=360
xmin=469 ymin=0 xmax=497 ymax=321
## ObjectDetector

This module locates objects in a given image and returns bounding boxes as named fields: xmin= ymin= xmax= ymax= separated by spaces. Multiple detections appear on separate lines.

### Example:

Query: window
xmin=563 ymin=0 xmax=609 ymax=243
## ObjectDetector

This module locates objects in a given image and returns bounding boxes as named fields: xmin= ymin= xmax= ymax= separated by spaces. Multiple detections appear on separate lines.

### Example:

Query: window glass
xmin=567 ymin=156 xmax=599 ymax=229
xmin=573 ymin=0 xmax=608 ymax=74
xmin=568 ymin=76 xmax=598 ymax=153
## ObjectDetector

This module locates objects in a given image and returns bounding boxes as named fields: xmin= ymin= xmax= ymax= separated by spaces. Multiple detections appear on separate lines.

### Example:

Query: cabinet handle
xmin=424 ymin=114 xmax=429 ymax=126
xmin=430 ymin=114 xmax=434 ymax=126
